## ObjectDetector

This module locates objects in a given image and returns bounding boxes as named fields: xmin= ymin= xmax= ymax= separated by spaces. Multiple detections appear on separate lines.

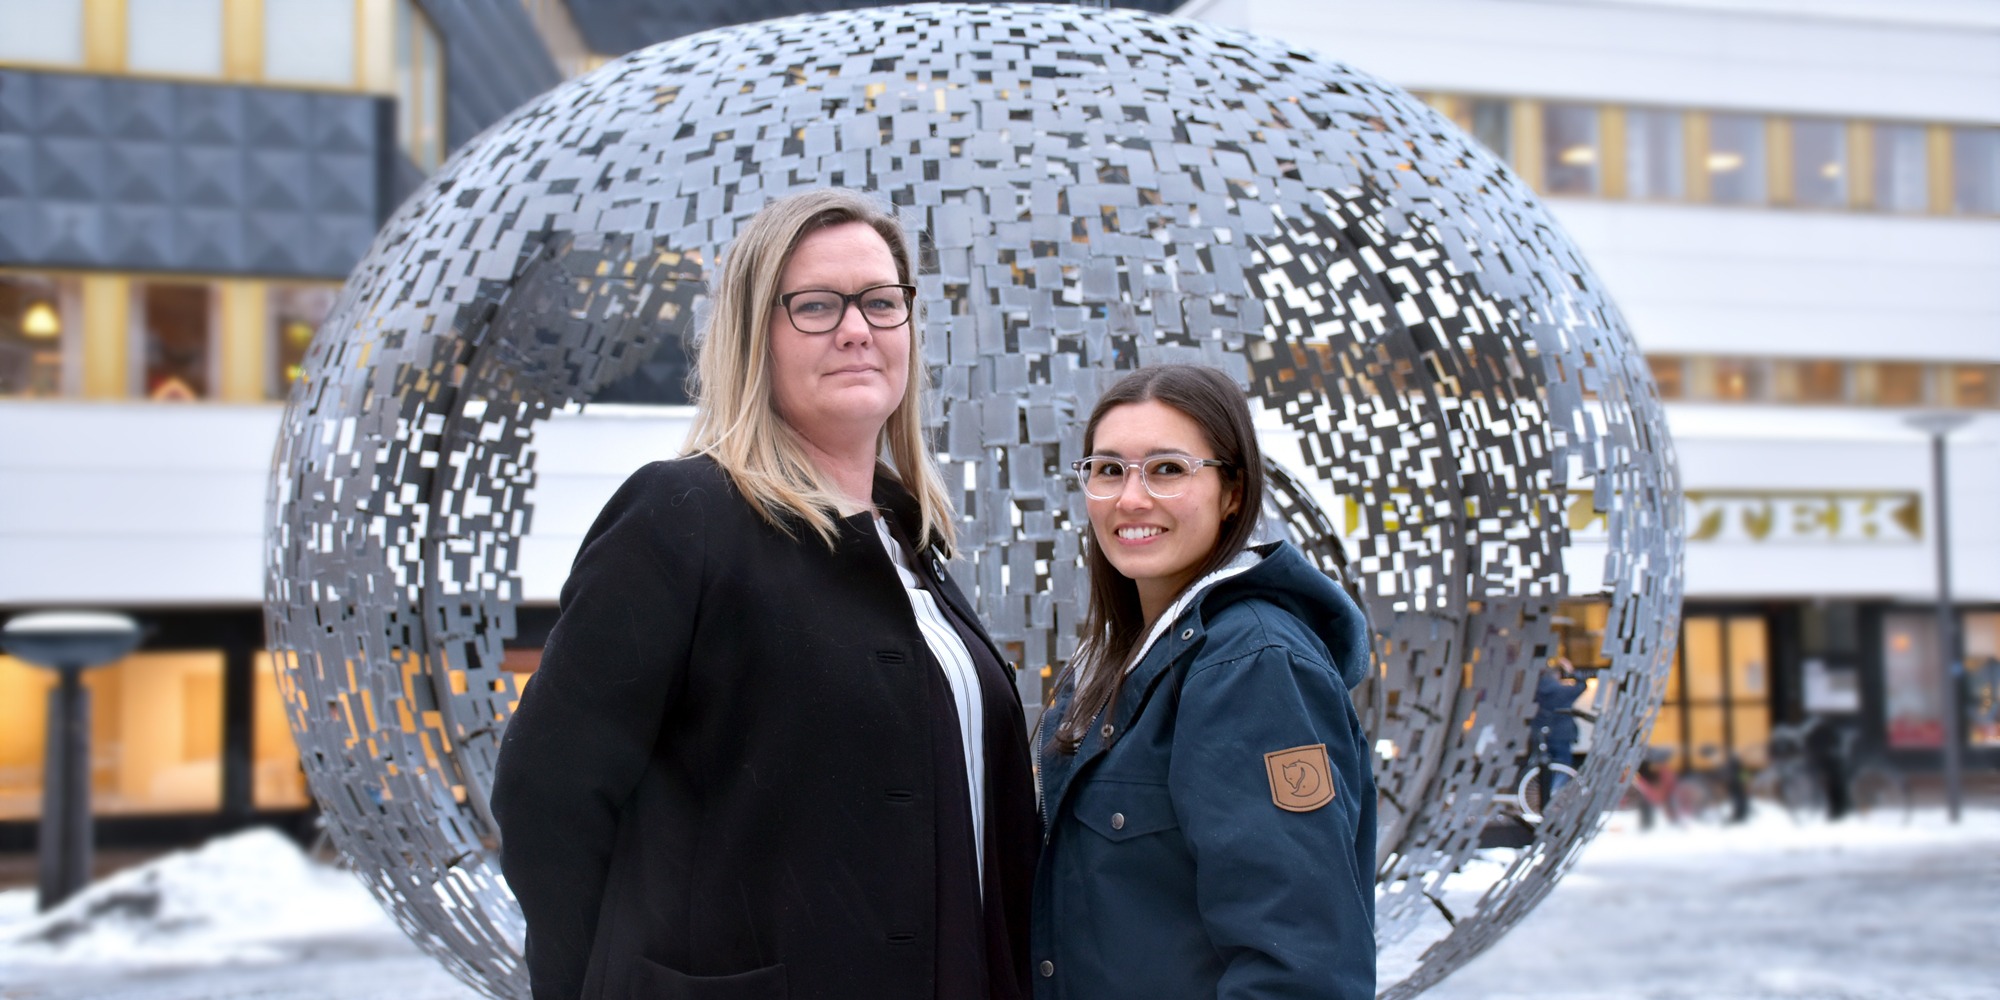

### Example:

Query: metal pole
xmin=1928 ymin=430 xmax=1963 ymax=823
xmin=39 ymin=668 xmax=93 ymax=910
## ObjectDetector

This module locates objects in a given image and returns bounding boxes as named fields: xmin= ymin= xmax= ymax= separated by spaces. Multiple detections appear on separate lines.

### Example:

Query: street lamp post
xmin=1905 ymin=413 xmax=1973 ymax=824
xmin=0 ymin=611 xmax=142 ymax=910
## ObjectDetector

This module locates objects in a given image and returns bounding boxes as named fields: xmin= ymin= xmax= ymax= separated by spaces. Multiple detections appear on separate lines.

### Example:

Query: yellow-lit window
xmin=0 ymin=0 xmax=84 ymax=67
xmin=1707 ymin=113 xmax=1767 ymax=205
xmin=1949 ymin=364 xmax=1997 ymax=408
xmin=269 ymin=284 xmax=339 ymax=397
xmin=1873 ymin=362 xmax=1928 ymax=406
xmin=1542 ymin=103 xmax=1599 ymax=195
xmin=1 ymin=272 xmax=79 ymax=397
xmin=1646 ymin=355 xmax=1685 ymax=400
xmin=1790 ymin=118 xmax=1848 ymax=208
xmin=253 ymin=653 xmax=311 ymax=809
xmin=1710 ymin=357 xmax=1765 ymax=402
xmin=1773 ymin=359 xmax=1846 ymax=404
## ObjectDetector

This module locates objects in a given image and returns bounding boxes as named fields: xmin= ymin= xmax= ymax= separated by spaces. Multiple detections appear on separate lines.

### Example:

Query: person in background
xmin=1534 ymin=657 xmax=1586 ymax=793
xmin=1031 ymin=364 xmax=1376 ymax=1000
xmin=492 ymin=189 xmax=1037 ymax=1000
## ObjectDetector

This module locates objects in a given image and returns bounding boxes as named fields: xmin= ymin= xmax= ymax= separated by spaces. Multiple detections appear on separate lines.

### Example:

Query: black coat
xmin=491 ymin=456 xmax=1038 ymax=1000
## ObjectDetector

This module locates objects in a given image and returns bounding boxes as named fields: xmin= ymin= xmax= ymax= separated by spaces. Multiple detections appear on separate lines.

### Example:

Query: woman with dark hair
xmin=492 ymin=189 xmax=1036 ymax=1000
xmin=1030 ymin=364 xmax=1376 ymax=999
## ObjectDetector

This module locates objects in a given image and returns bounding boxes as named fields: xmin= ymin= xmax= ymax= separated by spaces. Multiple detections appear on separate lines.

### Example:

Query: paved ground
xmin=1 ymin=806 xmax=1994 ymax=999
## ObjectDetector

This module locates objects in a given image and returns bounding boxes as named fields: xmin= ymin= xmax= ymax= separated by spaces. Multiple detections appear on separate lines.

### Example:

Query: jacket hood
xmin=1186 ymin=540 xmax=1374 ymax=690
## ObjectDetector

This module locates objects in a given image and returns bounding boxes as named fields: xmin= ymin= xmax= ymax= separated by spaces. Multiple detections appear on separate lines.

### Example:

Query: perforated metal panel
xmin=264 ymin=6 xmax=1684 ymax=997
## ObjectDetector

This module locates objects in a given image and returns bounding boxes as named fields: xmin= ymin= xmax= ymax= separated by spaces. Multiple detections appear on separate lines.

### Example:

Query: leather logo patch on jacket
xmin=1263 ymin=744 xmax=1335 ymax=812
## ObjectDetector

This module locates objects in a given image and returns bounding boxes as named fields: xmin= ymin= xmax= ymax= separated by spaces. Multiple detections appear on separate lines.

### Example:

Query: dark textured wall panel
xmin=0 ymin=70 xmax=386 ymax=278
xmin=565 ymin=0 xmax=1185 ymax=54
xmin=415 ymin=0 xmax=565 ymax=153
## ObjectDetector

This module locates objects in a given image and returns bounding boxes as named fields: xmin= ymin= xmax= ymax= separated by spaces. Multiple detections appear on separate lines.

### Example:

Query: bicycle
xmin=1617 ymin=745 xmax=1727 ymax=828
xmin=1752 ymin=716 xmax=1913 ymax=824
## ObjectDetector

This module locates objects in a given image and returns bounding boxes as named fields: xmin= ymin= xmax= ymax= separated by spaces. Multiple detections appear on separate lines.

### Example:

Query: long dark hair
xmin=1053 ymin=364 xmax=1266 ymax=755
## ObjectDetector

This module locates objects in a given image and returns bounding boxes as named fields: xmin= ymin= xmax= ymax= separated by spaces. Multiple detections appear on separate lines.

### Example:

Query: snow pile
xmin=0 ymin=827 xmax=391 ymax=970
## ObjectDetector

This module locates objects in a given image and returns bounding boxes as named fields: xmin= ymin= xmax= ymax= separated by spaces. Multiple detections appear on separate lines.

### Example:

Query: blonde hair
xmin=683 ymin=189 xmax=957 ymax=553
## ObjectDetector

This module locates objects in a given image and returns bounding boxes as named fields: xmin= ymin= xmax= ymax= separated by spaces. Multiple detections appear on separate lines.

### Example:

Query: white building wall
xmin=1178 ymin=0 xmax=2000 ymax=121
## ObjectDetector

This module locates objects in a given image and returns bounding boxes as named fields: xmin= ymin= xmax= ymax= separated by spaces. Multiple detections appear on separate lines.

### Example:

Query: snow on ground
xmin=0 ymin=829 xmax=390 ymax=971
xmin=0 ymin=806 xmax=1993 ymax=999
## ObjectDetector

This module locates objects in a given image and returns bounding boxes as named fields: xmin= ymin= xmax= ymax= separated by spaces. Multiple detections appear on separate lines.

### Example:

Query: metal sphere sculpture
xmin=264 ymin=4 xmax=1683 ymax=997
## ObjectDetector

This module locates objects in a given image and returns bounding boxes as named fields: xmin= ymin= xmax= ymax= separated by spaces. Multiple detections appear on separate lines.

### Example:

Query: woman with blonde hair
xmin=494 ymin=189 xmax=1037 ymax=1000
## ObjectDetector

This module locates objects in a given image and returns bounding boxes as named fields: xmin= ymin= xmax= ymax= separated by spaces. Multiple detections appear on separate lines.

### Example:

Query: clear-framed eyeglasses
xmin=1071 ymin=454 xmax=1231 ymax=501
xmin=776 ymin=283 xmax=917 ymax=334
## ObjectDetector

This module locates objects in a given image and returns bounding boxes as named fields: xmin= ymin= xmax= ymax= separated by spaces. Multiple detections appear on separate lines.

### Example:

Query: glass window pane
xmin=1470 ymin=98 xmax=1511 ymax=163
xmin=1883 ymin=612 xmax=1942 ymax=749
xmin=1874 ymin=362 xmax=1927 ymax=406
xmin=139 ymin=283 xmax=213 ymax=399
xmin=1791 ymin=118 xmax=1847 ymax=208
xmin=1542 ymin=103 xmax=1599 ymax=195
xmin=420 ymin=20 xmax=446 ymax=169
xmin=269 ymin=284 xmax=338 ymax=397
xmin=0 ymin=0 xmax=84 ymax=65
xmin=0 ymin=655 xmax=57 ymax=820
xmin=1687 ymin=705 xmax=1727 ymax=766
xmin=1 ymin=273 xmax=78 ymax=397
xmin=264 ymin=0 xmax=356 ymax=87
xmin=1647 ymin=355 xmax=1685 ymax=399
xmin=127 ymin=0 xmax=223 ymax=78
xmin=1683 ymin=617 xmax=1725 ymax=701
xmin=253 ymin=653 xmax=311 ymax=809
xmin=395 ymin=0 xmax=416 ymax=165
xmin=1952 ymin=127 xmax=1999 ymax=214
xmin=1711 ymin=357 xmax=1765 ymax=401
xmin=1626 ymin=108 xmax=1685 ymax=200
xmin=1731 ymin=705 xmax=1771 ymax=769
xmin=94 ymin=652 xmax=225 ymax=815
xmin=1874 ymin=123 xmax=1929 ymax=212
xmin=1950 ymin=364 xmax=1997 ymax=408
xmin=1727 ymin=616 xmax=1768 ymax=700
xmin=1648 ymin=704 xmax=1682 ymax=771
xmin=1774 ymin=359 xmax=1845 ymax=404
xmin=1708 ymin=113 xmax=1767 ymax=205
xmin=1967 ymin=612 xmax=2000 ymax=749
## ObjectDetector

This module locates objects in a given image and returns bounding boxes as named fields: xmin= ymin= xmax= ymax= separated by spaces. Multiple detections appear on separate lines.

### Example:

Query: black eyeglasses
xmin=1071 ymin=454 xmax=1231 ymax=500
xmin=776 ymin=283 xmax=917 ymax=334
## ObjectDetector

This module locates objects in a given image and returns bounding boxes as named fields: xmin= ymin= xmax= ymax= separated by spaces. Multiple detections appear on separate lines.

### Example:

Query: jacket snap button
xmin=1111 ymin=812 xmax=1125 ymax=830
xmin=1040 ymin=960 xmax=1054 ymax=977
xmin=1180 ymin=628 xmax=1194 ymax=640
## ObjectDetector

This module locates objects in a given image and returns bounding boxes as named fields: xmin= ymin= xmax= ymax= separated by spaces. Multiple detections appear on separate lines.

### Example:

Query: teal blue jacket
xmin=1031 ymin=541 xmax=1376 ymax=1000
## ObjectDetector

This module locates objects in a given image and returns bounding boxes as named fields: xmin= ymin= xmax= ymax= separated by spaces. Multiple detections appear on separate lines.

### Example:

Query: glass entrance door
xmin=1650 ymin=613 xmax=1773 ymax=769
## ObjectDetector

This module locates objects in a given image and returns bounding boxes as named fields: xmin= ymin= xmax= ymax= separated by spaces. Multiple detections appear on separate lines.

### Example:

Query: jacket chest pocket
xmin=1072 ymin=779 xmax=1178 ymax=842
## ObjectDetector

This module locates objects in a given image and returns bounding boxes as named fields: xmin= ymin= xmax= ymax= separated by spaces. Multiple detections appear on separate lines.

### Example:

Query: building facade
xmin=1181 ymin=0 xmax=2000 ymax=775
xmin=2 ymin=0 xmax=1994 ymax=848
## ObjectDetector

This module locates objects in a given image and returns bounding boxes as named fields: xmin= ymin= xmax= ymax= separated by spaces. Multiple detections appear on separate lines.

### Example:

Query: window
xmin=0 ymin=651 xmax=225 ymax=817
xmin=1873 ymin=123 xmax=1929 ymax=213
xmin=253 ymin=653 xmax=311 ymax=809
xmin=137 ymin=282 xmax=214 ymax=400
xmin=1469 ymin=99 xmax=1511 ymax=164
xmin=0 ymin=0 xmax=83 ymax=65
xmin=1542 ymin=103 xmax=1599 ymax=195
xmin=269 ymin=284 xmax=338 ymax=397
xmin=1707 ymin=113 xmax=1766 ymax=205
xmin=1791 ymin=118 xmax=1847 ymax=208
xmin=126 ymin=0 xmax=224 ymax=78
xmin=1773 ymin=359 xmax=1846 ymax=404
xmin=1646 ymin=355 xmax=1685 ymax=400
xmin=1625 ymin=108 xmax=1685 ymax=200
xmin=0 ymin=273 xmax=78 ymax=397
xmin=264 ymin=0 xmax=357 ymax=87
xmin=1950 ymin=365 xmax=1996 ymax=408
xmin=1953 ymin=127 xmax=1999 ymax=214
xmin=1873 ymin=363 xmax=1928 ymax=406
xmin=1691 ymin=357 xmax=1765 ymax=402
xmin=395 ymin=0 xmax=447 ymax=172
xmin=1883 ymin=613 xmax=1944 ymax=749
